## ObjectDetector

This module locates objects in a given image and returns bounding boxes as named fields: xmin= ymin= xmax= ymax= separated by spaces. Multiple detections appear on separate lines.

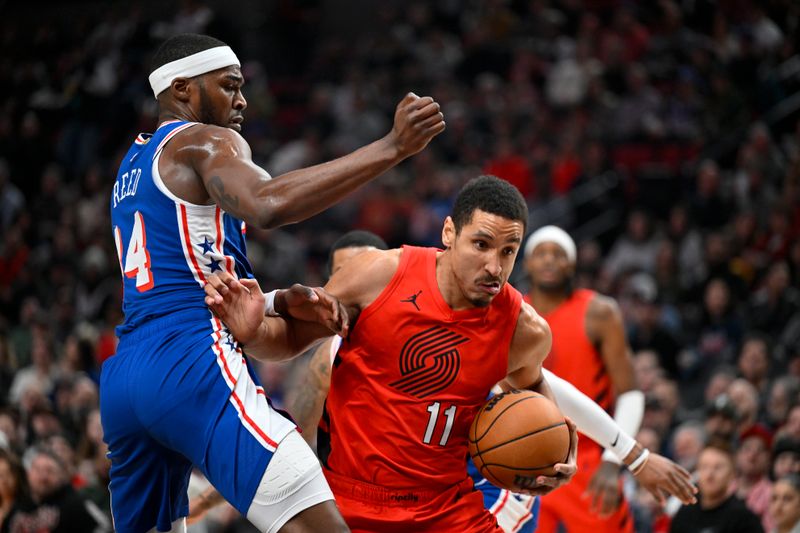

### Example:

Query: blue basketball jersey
xmin=110 ymin=120 xmax=254 ymax=336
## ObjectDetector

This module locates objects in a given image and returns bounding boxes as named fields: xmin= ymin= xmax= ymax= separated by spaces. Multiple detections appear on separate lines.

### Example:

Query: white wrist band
xmin=264 ymin=290 xmax=281 ymax=317
xmin=628 ymin=448 xmax=650 ymax=474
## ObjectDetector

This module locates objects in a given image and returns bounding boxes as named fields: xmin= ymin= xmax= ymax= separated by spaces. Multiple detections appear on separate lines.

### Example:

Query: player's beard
xmin=197 ymin=80 xmax=217 ymax=126
xmin=534 ymin=276 xmax=571 ymax=295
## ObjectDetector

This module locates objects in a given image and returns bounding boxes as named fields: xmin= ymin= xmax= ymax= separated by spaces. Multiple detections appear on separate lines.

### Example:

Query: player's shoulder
xmin=345 ymin=247 xmax=401 ymax=272
xmin=167 ymin=123 xmax=251 ymax=161
xmin=586 ymin=292 xmax=622 ymax=321
xmin=514 ymin=300 xmax=551 ymax=344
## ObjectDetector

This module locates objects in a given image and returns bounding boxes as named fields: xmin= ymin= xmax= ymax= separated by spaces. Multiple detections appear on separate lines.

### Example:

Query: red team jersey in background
xmin=527 ymin=289 xmax=634 ymax=533
xmin=320 ymin=246 xmax=522 ymax=532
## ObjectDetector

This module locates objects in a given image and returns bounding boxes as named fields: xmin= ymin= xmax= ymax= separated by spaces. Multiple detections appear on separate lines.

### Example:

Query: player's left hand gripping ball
xmin=524 ymin=417 xmax=579 ymax=496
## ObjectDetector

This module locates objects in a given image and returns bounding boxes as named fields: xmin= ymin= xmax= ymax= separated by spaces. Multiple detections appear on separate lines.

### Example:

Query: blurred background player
xmin=523 ymin=225 xmax=644 ymax=533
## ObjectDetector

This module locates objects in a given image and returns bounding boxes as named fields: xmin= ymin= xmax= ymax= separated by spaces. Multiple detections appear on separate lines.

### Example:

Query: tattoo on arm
xmin=208 ymin=175 xmax=240 ymax=214
xmin=290 ymin=359 xmax=330 ymax=429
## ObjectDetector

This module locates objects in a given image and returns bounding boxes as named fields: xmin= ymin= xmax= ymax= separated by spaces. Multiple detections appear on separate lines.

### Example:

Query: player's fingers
xmin=411 ymin=101 xmax=441 ymax=120
xmin=416 ymin=110 xmax=445 ymax=131
xmin=239 ymin=278 xmax=260 ymax=294
xmin=553 ymin=461 xmax=577 ymax=477
xmin=650 ymin=487 xmax=667 ymax=507
xmin=409 ymin=95 xmax=434 ymax=111
xmin=205 ymin=277 xmax=229 ymax=297
xmin=217 ymin=271 xmax=236 ymax=286
xmin=399 ymin=92 xmax=419 ymax=107
xmin=426 ymin=120 xmax=446 ymax=137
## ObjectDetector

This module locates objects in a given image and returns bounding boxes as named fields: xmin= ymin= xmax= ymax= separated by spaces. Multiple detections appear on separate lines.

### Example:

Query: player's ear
xmin=170 ymin=77 xmax=192 ymax=103
xmin=442 ymin=216 xmax=455 ymax=249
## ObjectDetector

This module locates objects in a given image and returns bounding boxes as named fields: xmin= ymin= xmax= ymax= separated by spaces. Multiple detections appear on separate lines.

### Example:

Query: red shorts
xmin=537 ymin=456 xmax=633 ymax=533
xmin=324 ymin=468 xmax=502 ymax=533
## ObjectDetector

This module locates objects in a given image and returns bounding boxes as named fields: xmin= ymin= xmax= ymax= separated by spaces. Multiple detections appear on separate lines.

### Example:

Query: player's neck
xmin=527 ymin=288 xmax=568 ymax=315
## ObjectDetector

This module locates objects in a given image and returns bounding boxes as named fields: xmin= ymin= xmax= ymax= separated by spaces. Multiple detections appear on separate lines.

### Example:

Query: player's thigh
xmin=102 ymin=353 xmax=194 ymax=532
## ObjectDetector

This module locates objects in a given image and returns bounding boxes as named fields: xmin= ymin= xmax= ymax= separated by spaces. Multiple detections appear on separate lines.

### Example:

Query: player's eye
xmin=474 ymin=240 xmax=487 ymax=250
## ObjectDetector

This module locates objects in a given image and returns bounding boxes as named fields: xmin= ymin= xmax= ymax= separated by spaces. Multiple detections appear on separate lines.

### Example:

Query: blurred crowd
xmin=1 ymin=0 xmax=799 ymax=531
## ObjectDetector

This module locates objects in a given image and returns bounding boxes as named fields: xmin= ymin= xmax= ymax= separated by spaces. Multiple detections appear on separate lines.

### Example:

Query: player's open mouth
xmin=478 ymin=282 xmax=500 ymax=295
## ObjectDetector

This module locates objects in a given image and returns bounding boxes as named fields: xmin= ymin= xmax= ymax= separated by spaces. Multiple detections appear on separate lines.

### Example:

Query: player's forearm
xmin=544 ymin=369 xmax=637 ymax=463
xmin=285 ymin=342 xmax=331 ymax=442
xmin=243 ymin=317 xmax=331 ymax=361
xmin=600 ymin=390 xmax=644 ymax=464
xmin=253 ymin=136 xmax=402 ymax=228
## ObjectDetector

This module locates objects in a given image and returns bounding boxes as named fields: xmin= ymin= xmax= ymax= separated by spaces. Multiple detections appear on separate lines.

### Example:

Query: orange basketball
xmin=468 ymin=389 xmax=571 ymax=492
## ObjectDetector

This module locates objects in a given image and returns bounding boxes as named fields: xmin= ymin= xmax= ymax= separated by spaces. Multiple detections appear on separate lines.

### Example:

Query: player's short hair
xmin=451 ymin=175 xmax=528 ymax=234
xmin=326 ymin=230 xmax=388 ymax=278
xmin=151 ymin=34 xmax=229 ymax=72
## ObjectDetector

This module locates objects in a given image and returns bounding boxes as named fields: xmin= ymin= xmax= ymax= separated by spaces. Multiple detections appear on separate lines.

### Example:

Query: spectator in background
xmin=728 ymin=379 xmax=764 ymax=436
xmin=737 ymin=334 xmax=772 ymax=397
xmin=772 ymin=437 xmax=800 ymax=480
xmin=735 ymin=427 xmax=774 ymax=531
xmin=671 ymin=421 xmax=706 ymax=472
xmin=8 ymin=335 xmax=59 ymax=406
xmin=626 ymin=274 xmax=681 ymax=379
xmin=766 ymin=377 xmax=800 ymax=431
xmin=767 ymin=474 xmax=800 ymax=533
xmin=603 ymin=210 xmax=662 ymax=279
xmin=748 ymin=262 xmax=800 ymax=338
xmin=11 ymin=447 xmax=108 ymax=532
xmin=690 ymin=159 xmax=733 ymax=230
xmin=0 ymin=449 xmax=30 ymax=532
xmin=705 ymin=394 xmax=740 ymax=445
xmin=670 ymin=443 xmax=764 ymax=533
xmin=690 ymin=278 xmax=743 ymax=371
xmin=782 ymin=405 xmax=800 ymax=441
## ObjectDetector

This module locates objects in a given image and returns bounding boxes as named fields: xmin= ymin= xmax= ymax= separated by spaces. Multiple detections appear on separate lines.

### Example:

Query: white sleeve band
xmin=600 ymin=389 xmax=645 ymax=464
xmin=263 ymin=290 xmax=281 ymax=317
xmin=544 ymin=369 xmax=637 ymax=463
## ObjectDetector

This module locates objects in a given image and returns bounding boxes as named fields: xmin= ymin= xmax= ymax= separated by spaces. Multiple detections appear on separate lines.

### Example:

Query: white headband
xmin=524 ymin=225 xmax=577 ymax=263
xmin=148 ymin=46 xmax=240 ymax=98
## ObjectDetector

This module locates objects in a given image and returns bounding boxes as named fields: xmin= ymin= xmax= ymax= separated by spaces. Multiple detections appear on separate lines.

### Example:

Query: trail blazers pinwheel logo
xmin=389 ymin=326 xmax=469 ymax=398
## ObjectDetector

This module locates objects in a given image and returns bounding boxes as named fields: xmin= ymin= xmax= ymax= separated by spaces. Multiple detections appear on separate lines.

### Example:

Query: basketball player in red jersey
xmin=203 ymin=176 xmax=655 ymax=532
xmin=523 ymin=226 xmax=643 ymax=533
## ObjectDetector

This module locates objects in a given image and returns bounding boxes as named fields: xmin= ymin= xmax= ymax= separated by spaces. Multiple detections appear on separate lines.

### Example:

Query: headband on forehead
xmin=148 ymin=46 xmax=240 ymax=98
xmin=524 ymin=225 xmax=577 ymax=263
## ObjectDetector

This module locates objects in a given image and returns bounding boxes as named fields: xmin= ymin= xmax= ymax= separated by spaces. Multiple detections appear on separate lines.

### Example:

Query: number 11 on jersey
xmin=114 ymin=211 xmax=154 ymax=292
xmin=423 ymin=402 xmax=457 ymax=446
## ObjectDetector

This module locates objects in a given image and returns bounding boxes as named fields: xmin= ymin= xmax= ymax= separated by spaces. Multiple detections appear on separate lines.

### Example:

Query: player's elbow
xmin=252 ymin=198 xmax=291 ymax=230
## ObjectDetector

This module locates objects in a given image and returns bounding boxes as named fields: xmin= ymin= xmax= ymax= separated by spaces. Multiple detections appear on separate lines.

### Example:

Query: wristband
xmin=264 ymin=290 xmax=281 ymax=317
xmin=628 ymin=448 xmax=650 ymax=475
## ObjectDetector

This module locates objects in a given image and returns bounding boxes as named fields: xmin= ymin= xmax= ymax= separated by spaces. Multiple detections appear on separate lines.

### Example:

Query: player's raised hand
xmin=276 ymin=284 xmax=349 ymax=337
xmin=204 ymin=272 xmax=265 ymax=344
xmin=584 ymin=461 xmax=623 ymax=517
xmin=387 ymin=92 xmax=446 ymax=159
xmin=521 ymin=417 xmax=579 ymax=496
xmin=633 ymin=452 xmax=698 ymax=507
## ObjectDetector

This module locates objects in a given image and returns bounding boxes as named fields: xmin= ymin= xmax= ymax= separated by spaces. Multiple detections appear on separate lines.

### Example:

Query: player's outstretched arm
xmin=204 ymin=273 xmax=345 ymax=361
xmin=194 ymin=93 xmax=445 ymax=229
xmin=544 ymin=369 xmax=697 ymax=506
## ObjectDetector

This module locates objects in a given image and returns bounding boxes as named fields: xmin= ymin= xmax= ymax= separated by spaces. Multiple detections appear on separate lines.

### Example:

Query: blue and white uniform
xmin=102 ymin=121 xmax=298 ymax=532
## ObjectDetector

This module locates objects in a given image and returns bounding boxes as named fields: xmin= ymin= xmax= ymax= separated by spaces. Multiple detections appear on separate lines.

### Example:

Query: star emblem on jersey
xmin=389 ymin=325 xmax=469 ymax=398
xmin=199 ymin=236 xmax=214 ymax=255
xmin=208 ymin=258 xmax=222 ymax=273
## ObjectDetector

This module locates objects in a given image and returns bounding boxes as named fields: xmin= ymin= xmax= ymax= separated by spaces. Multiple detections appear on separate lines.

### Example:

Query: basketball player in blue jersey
xmin=102 ymin=33 xmax=445 ymax=533
xmin=195 ymin=230 xmax=698 ymax=532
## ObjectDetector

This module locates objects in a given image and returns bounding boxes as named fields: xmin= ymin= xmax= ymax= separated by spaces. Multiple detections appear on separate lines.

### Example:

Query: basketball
xmin=468 ymin=389 xmax=571 ymax=492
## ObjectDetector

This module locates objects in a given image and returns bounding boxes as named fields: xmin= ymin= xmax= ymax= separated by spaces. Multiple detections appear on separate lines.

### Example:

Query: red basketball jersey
xmin=525 ymin=288 xmax=613 ymax=459
xmin=321 ymin=246 xmax=522 ymax=489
